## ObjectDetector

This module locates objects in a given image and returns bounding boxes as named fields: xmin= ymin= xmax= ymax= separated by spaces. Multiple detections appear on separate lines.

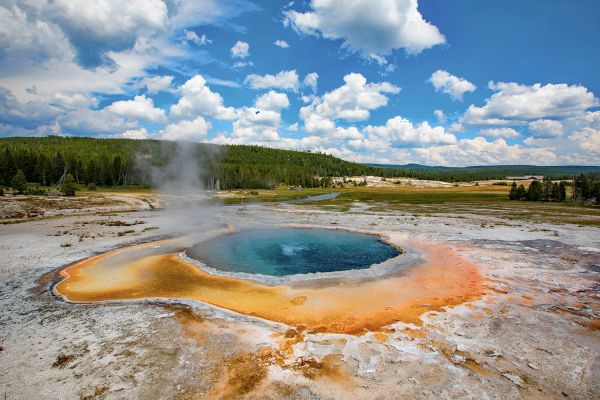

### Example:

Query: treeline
xmin=572 ymin=173 xmax=600 ymax=203
xmin=372 ymin=164 xmax=600 ymax=182
xmin=0 ymin=136 xmax=371 ymax=190
xmin=509 ymin=178 xmax=567 ymax=202
xmin=2 ymin=137 xmax=600 ymax=191
xmin=508 ymin=173 xmax=600 ymax=204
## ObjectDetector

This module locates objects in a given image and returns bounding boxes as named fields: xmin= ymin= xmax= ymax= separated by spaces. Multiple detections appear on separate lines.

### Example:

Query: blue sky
xmin=1 ymin=0 xmax=599 ymax=165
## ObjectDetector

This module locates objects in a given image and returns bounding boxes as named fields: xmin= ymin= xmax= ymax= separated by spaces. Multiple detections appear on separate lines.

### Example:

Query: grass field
xmin=221 ymin=185 xmax=600 ymax=227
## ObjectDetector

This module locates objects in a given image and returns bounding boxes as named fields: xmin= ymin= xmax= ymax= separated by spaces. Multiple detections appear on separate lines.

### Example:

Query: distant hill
xmin=367 ymin=163 xmax=600 ymax=181
xmin=0 ymin=136 xmax=369 ymax=189
xmin=1 ymin=136 xmax=597 ymax=189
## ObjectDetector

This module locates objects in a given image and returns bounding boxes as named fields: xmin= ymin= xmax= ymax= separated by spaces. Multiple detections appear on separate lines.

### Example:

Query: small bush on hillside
xmin=61 ymin=173 xmax=76 ymax=196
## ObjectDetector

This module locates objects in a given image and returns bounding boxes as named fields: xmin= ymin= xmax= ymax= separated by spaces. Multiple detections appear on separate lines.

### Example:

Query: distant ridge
xmin=1 ymin=136 xmax=597 ymax=188
xmin=366 ymin=163 xmax=600 ymax=179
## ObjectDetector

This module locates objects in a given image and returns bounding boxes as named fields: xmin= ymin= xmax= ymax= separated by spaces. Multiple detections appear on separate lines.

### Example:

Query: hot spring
xmin=53 ymin=226 xmax=484 ymax=333
xmin=186 ymin=227 xmax=401 ymax=277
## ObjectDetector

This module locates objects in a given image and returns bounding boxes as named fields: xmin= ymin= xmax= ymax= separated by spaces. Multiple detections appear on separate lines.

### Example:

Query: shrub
xmin=61 ymin=173 xmax=76 ymax=196
xmin=26 ymin=186 xmax=47 ymax=196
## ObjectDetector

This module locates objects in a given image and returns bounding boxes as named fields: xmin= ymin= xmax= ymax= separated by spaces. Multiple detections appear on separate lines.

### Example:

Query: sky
xmin=1 ymin=0 xmax=599 ymax=166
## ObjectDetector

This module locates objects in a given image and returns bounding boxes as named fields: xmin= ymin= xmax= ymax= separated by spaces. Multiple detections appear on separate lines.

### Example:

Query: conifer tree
xmin=558 ymin=181 xmax=567 ymax=201
xmin=509 ymin=181 xmax=518 ymax=200
xmin=551 ymin=182 xmax=560 ymax=201
xmin=542 ymin=177 xmax=553 ymax=201
xmin=527 ymin=180 xmax=543 ymax=201
xmin=11 ymin=169 xmax=27 ymax=194
xmin=516 ymin=184 xmax=526 ymax=200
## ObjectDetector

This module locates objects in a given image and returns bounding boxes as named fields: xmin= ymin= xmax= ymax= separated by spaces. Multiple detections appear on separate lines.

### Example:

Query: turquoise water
xmin=187 ymin=228 xmax=400 ymax=276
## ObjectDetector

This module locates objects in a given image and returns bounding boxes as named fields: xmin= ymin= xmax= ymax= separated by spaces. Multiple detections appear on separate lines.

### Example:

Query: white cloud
xmin=122 ymin=128 xmax=148 ymax=139
xmin=59 ymin=108 xmax=137 ymax=135
xmin=212 ymin=90 xmax=291 ymax=144
xmin=159 ymin=117 xmax=212 ymax=142
xmin=170 ymin=0 xmax=258 ymax=30
xmin=528 ymin=119 xmax=563 ymax=138
xmin=479 ymin=127 xmax=520 ymax=139
xmin=0 ymin=0 xmax=248 ymax=101
xmin=284 ymin=0 xmax=445 ymax=59
xmin=106 ymin=95 xmax=166 ymax=122
xmin=0 ymin=5 xmax=75 ymax=70
xmin=362 ymin=117 xmax=457 ymax=148
xmin=570 ymin=128 xmax=600 ymax=155
xmin=0 ymin=87 xmax=60 ymax=127
xmin=303 ymin=72 xmax=319 ymax=94
xmin=231 ymin=108 xmax=283 ymax=141
xmin=233 ymin=91 xmax=290 ymax=140
xmin=52 ymin=92 xmax=98 ymax=110
xmin=300 ymin=73 xmax=399 ymax=134
xmin=47 ymin=0 xmax=168 ymax=67
xmin=230 ymin=40 xmax=250 ymax=58
xmin=463 ymin=81 xmax=599 ymax=125
xmin=274 ymin=39 xmax=289 ymax=48
xmin=185 ymin=30 xmax=211 ymax=46
xmin=429 ymin=70 xmax=476 ymax=101
xmin=244 ymin=70 xmax=300 ymax=91
xmin=414 ymin=137 xmax=558 ymax=166
xmin=434 ymin=109 xmax=446 ymax=124
xmin=204 ymin=77 xmax=242 ymax=88
xmin=137 ymin=75 xmax=173 ymax=94
xmin=170 ymin=75 xmax=234 ymax=119
xmin=255 ymin=91 xmax=290 ymax=111
xmin=233 ymin=60 xmax=255 ymax=68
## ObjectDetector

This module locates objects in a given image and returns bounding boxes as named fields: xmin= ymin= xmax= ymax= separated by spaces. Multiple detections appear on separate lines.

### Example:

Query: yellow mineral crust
xmin=54 ymin=240 xmax=483 ymax=334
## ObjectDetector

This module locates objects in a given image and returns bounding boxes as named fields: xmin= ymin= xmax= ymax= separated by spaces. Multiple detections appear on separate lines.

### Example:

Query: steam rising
xmin=138 ymin=140 xmax=226 ymax=235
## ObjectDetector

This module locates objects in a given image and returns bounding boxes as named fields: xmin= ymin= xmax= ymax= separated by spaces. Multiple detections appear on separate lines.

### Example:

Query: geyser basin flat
xmin=53 ymin=231 xmax=484 ymax=334
xmin=186 ymin=228 xmax=400 ymax=277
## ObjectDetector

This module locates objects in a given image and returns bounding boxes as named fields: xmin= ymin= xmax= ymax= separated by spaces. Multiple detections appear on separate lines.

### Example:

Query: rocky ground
xmin=0 ymin=192 xmax=598 ymax=399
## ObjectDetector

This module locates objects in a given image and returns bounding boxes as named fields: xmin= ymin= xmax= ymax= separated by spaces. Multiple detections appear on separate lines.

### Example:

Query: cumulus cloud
xmin=362 ymin=117 xmax=456 ymax=148
xmin=122 ymin=128 xmax=148 ymax=140
xmin=429 ymin=70 xmax=476 ymax=101
xmin=0 ymin=87 xmax=61 ymax=129
xmin=159 ymin=117 xmax=212 ymax=142
xmin=478 ymin=127 xmax=520 ymax=139
xmin=0 ymin=5 xmax=74 ymax=71
xmin=230 ymin=40 xmax=250 ymax=58
xmin=255 ymin=91 xmax=290 ymax=111
xmin=284 ymin=0 xmax=445 ymax=59
xmin=106 ymin=95 xmax=166 ymax=122
xmin=244 ymin=70 xmax=300 ymax=91
xmin=60 ymin=108 xmax=137 ymax=135
xmin=170 ymin=75 xmax=234 ymax=119
xmin=570 ymin=128 xmax=600 ymax=155
xmin=303 ymin=72 xmax=319 ymax=94
xmin=137 ymin=75 xmax=173 ymax=94
xmin=47 ymin=0 xmax=169 ymax=67
xmin=274 ymin=39 xmax=289 ymax=48
xmin=463 ymin=81 xmax=599 ymax=125
xmin=300 ymin=73 xmax=399 ymax=134
xmin=414 ymin=137 xmax=558 ymax=166
xmin=51 ymin=92 xmax=98 ymax=110
xmin=528 ymin=119 xmax=564 ymax=138
xmin=0 ymin=0 xmax=251 ymax=100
